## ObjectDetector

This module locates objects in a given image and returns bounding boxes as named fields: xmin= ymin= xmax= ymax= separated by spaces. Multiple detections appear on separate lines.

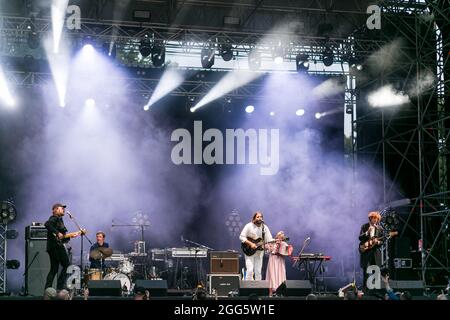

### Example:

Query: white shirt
xmin=239 ymin=222 xmax=273 ymax=243
xmin=369 ymin=224 xmax=376 ymax=238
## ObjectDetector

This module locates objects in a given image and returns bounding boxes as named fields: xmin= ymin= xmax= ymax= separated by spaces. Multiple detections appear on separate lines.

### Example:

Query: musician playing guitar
xmin=359 ymin=211 xmax=387 ymax=292
xmin=239 ymin=212 xmax=273 ymax=281
xmin=44 ymin=203 xmax=85 ymax=291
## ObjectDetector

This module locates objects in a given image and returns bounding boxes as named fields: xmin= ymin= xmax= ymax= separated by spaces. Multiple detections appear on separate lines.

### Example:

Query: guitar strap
xmin=262 ymin=223 xmax=265 ymax=243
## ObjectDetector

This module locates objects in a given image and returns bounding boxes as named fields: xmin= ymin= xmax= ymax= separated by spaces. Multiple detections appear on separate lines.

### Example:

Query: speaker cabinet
xmin=134 ymin=279 xmax=168 ymax=296
xmin=276 ymin=280 xmax=312 ymax=296
xmin=88 ymin=280 xmax=122 ymax=296
xmin=239 ymin=280 xmax=269 ymax=296
xmin=210 ymin=251 xmax=239 ymax=274
xmin=208 ymin=274 xmax=240 ymax=297
xmin=25 ymin=233 xmax=55 ymax=296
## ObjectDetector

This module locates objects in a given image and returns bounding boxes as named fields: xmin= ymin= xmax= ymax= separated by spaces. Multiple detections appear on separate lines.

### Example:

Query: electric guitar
xmin=241 ymin=237 xmax=290 ymax=256
xmin=55 ymin=229 xmax=87 ymax=246
xmin=359 ymin=231 xmax=397 ymax=253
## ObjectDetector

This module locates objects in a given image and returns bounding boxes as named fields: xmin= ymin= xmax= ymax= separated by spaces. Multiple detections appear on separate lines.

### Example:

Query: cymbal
xmin=98 ymin=247 xmax=113 ymax=257
xmin=90 ymin=247 xmax=113 ymax=260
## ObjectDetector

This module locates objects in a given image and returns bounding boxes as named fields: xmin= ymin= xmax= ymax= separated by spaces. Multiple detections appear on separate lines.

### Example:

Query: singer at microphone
xmin=44 ymin=203 xmax=72 ymax=291
xmin=239 ymin=211 xmax=273 ymax=281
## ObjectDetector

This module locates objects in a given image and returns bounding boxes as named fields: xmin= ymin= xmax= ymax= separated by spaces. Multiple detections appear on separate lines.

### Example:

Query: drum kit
xmin=84 ymin=246 xmax=135 ymax=294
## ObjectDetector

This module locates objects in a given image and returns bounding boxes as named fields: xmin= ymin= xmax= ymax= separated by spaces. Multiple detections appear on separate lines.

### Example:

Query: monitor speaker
xmin=134 ymin=279 xmax=168 ymax=296
xmin=239 ymin=280 xmax=269 ymax=296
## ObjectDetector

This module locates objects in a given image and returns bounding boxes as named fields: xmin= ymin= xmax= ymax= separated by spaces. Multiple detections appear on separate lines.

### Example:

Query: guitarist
xmin=44 ymin=203 xmax=80 ymax=291
xmin=359 ymin=211 xmax=383 ymax=292
xmin=239 ymin=211 xmax=273 ymax=281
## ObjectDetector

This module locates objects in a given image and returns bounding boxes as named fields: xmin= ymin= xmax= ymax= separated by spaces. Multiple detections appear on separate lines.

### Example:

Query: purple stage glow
xmin=3 ymin=60 xmax=395 ymax=292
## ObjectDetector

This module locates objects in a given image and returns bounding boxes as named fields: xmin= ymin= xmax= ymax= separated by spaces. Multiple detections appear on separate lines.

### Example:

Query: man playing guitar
xmin=359 ymin=211 xmax=385 ymax=292
xmin=44 ymin=203 xmax=84 ymax=291
xmin=239 ymin=212 xmax=273 ymax=281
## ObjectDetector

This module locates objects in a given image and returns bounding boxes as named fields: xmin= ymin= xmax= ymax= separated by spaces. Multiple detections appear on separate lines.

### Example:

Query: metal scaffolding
xmin=352 ymin=0 xmax=450 ymax=292
xmin=0 ymin=0 xmax=448 ymax=294
xmin=0 ymin=224 xmax=7 ymax=294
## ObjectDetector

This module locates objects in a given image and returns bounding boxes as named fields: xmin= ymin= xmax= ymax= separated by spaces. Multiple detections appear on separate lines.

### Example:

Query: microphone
xmin=260 ymin=220 xmax=265 ymax=224
xmin=305 ymin=236 xmax=311 ymax=242
xmin=66 ymin=210 xmax=73 ymax=219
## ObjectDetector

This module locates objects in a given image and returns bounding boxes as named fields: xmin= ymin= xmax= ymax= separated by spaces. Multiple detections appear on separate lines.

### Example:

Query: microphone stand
xmin=22 ymin=251 xmax=39 ymax=296
xmin=66 ymin=211 xmax=92 ymax=274
xmin=182 ymin=238 xmax=214 ymax=287
xmin=293 ymin=237 xmax=311 ymax=269
xmin=111 ymin=222 xmax=150 ymax=244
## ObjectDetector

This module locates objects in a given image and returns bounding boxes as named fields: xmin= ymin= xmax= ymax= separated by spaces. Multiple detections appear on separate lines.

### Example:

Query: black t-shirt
xmin=44 ymin=215 xmax=68 ymax=251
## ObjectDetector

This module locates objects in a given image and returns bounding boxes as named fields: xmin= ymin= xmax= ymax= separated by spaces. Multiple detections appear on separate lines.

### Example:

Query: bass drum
xmin=103 ymin=272 xmax=132 ymax=294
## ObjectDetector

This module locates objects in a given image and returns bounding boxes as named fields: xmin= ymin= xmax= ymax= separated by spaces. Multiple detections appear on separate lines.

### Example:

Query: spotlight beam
xmin=0 ymin=66 xmax=16 ymax=107
xmin=44 ymin=36 xmax=70 ymax=107
xmin=192 ymin=23 xmax=300 ymax=112
xmin=51 ymin=0 xmax=69 ymax=54
xmin=145 ymin=68 xmax=184 ymax=110
xmin=191 ymin=70 xmax=261 ymax=112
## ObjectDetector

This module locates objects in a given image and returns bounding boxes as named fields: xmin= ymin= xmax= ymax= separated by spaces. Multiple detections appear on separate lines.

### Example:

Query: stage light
xmin=270 ymin=111 xmax=275 ymax=116
xmin=315 ymin=112 xmax=322 ymax=119
xmin=296 ymin=108 xmax=305 ymax=116
xmin=6 ymin=229 xmax=18 ymax=239
xmin=220 ymin=42 xmax=233 ymax=62
xmin=82 ymin=44 xmax=95 ymax=54
xmin=272 ymin=45 xmax=284 ymax=64
xmin=6 ymin=260 xmax=20 ymax=270
xmin=27 ymin=29 xmax=40 ymax=49
xmin=245 ymin=105 xmax=255 ymax=113
xmin=139 ymin=36 xmax=152 ymax=57
xmin=348 ymin=57 xmax=363 ymax=71
xmin=102 ymin=41 xmax=116 ymax=59
xmin=143 ymin=104 xmax=150 ymax=111
xmin=85 ymin=98 xmax=96 ymax=108
xmin=296 ymin=54 xmax=309 ymax=73
xmin=322 ymin=47 xmax=334 ymax=67
xmin=151 ymin=41 xmax=165 ymax=67
xmin=201 ymin=47 xmax=215 ymax=69
xmin=248 ymin=50 xmax=261 ymax=71
xmin=0 ymin=200 xmax=17 ymax=225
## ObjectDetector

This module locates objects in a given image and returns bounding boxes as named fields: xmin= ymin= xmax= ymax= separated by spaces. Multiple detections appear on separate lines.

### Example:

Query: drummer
xmin=89 ymin=231 xmax=110 ymax=270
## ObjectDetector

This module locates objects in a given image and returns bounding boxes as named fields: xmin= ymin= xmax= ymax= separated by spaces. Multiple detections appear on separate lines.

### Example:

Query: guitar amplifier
xmin=25 ymin=224 xmax=48 ymax=240
xmin=208 ymin=274 xmax=240 ymax=297
xmin=210 ymin=251 xmax=239 ymax=274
